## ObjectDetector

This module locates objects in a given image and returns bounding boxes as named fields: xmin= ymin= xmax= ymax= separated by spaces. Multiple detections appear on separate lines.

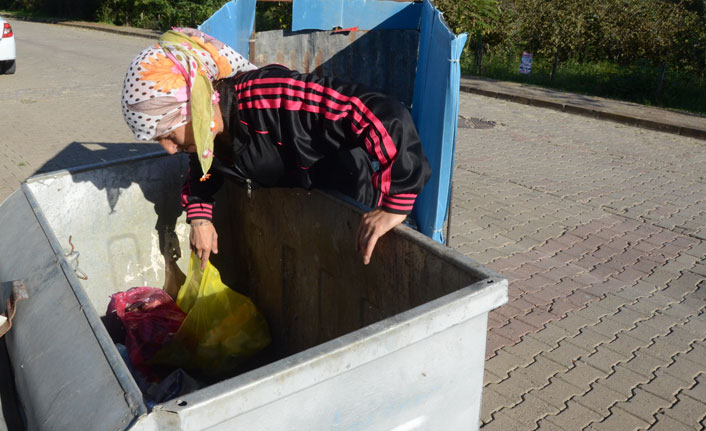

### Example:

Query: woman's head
xmin=121 ymin=28 xmax=255 ymax=177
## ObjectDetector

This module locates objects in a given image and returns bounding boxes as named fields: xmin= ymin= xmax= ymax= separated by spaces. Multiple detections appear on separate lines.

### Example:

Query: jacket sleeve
xmin=366 ymin=102 xmax=432 ymax=215
xmin=181 ymin=154 xmax=224 ymax=223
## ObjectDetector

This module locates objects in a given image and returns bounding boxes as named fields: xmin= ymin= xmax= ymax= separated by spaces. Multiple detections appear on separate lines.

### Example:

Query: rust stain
xmin=290 ymin=50 xmax=298 ymax=71
xmin=303 ymin=51 xmax=311 ymax=73
xmin=314 ymin=50 xmax=324 ymax=77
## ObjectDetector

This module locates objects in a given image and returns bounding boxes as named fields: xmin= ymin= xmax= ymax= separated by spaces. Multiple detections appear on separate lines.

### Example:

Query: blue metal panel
xmin=199 ymin=0 xmax=256 ymax=59
xmin=292 ymin=0 xmax=421 ymax=31
xmin=411 ymin=0 xmax=467 ymax=243
xmin=201 ymin=0 xmax=465 ymax=245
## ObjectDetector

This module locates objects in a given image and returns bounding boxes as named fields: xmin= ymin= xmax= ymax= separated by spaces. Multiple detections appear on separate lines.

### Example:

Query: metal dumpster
xmin=0 ymin=154 xmax=507 ymax=430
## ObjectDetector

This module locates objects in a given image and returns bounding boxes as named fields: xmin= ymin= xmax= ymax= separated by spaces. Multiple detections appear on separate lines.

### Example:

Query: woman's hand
xmin=190 ymin=221 xmax=218 ymax=270
xmin=356 ymin=209 xmax=407 ymax=265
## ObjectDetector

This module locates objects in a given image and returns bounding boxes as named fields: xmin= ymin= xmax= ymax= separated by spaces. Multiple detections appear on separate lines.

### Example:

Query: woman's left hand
xmin=356 ymin=209 xmax=407 ymax=265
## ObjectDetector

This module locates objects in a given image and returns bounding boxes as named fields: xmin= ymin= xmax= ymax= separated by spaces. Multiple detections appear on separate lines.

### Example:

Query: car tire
xmin=2 ymin=60 xmax=15 ymax=74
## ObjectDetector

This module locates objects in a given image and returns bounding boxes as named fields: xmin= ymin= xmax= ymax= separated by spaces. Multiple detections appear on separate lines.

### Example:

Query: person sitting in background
xmin=121 ymin=28 xmax=431 ymax=268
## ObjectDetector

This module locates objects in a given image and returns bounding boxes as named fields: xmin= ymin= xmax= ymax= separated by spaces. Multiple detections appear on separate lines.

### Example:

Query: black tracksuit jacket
xmin=182 ymin=65 xmax=431 ymax=223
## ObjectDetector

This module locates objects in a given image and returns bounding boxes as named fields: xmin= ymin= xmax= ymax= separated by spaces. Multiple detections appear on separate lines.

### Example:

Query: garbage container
xmin=0 ymin=154 xmax=507 ymax=430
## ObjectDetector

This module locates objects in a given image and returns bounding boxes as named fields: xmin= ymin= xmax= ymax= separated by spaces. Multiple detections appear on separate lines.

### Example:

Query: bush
xmin=466 ymin=51 xmax=706 ymax=114
xmin=96 ymin=0 xmax=225 ymax=31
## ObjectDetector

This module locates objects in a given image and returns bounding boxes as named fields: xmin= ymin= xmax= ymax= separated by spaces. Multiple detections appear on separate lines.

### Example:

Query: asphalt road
xmin=0 ymin=19 xmax=160 ymax=199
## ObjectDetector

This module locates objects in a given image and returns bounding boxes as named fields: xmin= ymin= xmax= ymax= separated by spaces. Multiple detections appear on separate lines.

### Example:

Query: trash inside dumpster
xmin=0 ymin=153 xmax=507 ymax=430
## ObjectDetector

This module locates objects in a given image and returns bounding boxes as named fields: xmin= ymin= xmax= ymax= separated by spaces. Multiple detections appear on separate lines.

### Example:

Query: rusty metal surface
xmin=252 ymin=29 xmax=419 ymax=107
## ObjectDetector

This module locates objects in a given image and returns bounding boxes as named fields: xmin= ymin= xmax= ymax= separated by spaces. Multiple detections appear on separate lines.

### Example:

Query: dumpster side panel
xmin=198 ymin=0 xmax=256 ymax=59
xmin=156 ymin=300 xmax=498 ymax=431
xmin=211 ymin=183 xmax=490 ymax=359
xmin=200 ymin=314 xmax=488 ymax=430
xmin=292 ymin=0 xmax=421 ymax=31
xmin=252 ymin=29 xmax=419 ymax=108
xmin=411 ymin=0 xmax=468 ymax=243
xmin=25 ymin=156 xmax=190 ymax=315
xmin=0 ymin=191 xmax=143 ymax=431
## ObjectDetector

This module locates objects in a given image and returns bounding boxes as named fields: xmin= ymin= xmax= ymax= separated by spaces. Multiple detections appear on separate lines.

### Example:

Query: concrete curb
xmin=55 ymin=21 xmax=159 ymax=40
xmin=459 ymin=81 xmax=706 ymax=141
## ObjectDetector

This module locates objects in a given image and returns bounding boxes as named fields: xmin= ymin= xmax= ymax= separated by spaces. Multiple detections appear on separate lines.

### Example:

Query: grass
xmin=462 ymin=51 xmax=706 ymax=116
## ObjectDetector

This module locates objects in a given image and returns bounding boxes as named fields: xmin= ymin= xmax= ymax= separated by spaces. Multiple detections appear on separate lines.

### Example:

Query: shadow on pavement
xmin=33 ymin=141 xmax=162 ymax=176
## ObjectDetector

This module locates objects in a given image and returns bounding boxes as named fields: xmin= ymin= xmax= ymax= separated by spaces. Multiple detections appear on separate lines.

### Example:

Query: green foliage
xmin=435 ymin=0 xmax=500 ymax=35
xmin=96 ymin=0 xmax=225 ymax=30
xmin=0 ymin=0 xmax=102 ymax=19
xmin=489 ymin=0 xmax=706 ymax=76
xmin=465 ymin=53 xmax=706 ymax=114
xmin=255 ymin=1 xmax=291 ymax=31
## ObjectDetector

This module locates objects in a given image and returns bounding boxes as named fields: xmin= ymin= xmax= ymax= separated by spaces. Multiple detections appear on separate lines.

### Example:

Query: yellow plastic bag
xmin=154 ymin=252 xmax=270 ymax=376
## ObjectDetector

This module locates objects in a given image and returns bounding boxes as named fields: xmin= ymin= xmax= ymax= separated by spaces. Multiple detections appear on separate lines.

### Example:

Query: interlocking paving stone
xmin=584 ymin=347 xmax=633 ymax=374
xmin=556 ymin=361 xmax=605 ymax=392
xmin=624 ymin=350 xmax=670 ymax=379
xmin=640 ymin=369 xmax=692 ymax=402
xmin=574 ymin=382 xmax=625 ymax=416
xmin=602 ymin=331 xmax=651 ymax=358
xmin=611 ymin=388 xmax=672 ymax=425
xmin=662 ymin=392 xmax=706 ymax=429
xmin=564 ymin=328 xmax=610 ymax=354
xmin=531 ymin=376 xmax=584 ymax=410
xmin=525 ymin=324 xmax=573 ymax=349
xmin=648 ymin=413 xmax=697 ymax=431
xmin=583 ymin=407 xmax=651 ymax=430
xmin=553 ymin=312 xmax=596 ymax=334
xmin=497 ymin=335 xmax=552 ymax=364
xmin=484 ymin=368 xmax=505 ymax=387
xmin=543 ymin=400 xmax=604 ymax=430
xmin=541 ymin=338 xmax=591 ymax=369
xmin=480 ymin=388 xmax=515 ymax=424
xmin=499 ymin=393 xmax=559 ymax=429
xmin=485 ymin=349 xmax=530 ymax=381
xmin=665 ymin=352 xmax=706 ymax=383
xmin=594 ymin=367 xmax=651 ymax=400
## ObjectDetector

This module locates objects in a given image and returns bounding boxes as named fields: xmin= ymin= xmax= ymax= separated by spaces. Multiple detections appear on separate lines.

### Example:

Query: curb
xmin=55 ymin=21 xmax=159 ymax=40
xmin=459 ymin=82 xmax=706 ymax=141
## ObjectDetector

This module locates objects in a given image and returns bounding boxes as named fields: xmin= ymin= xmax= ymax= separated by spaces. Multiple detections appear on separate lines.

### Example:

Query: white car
xmin=0 ymin=16 xmax=16 ymax=74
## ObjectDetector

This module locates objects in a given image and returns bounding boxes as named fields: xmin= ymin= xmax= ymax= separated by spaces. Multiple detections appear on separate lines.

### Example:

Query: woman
xmin=122 ymin=28 xmax=430 ymax=268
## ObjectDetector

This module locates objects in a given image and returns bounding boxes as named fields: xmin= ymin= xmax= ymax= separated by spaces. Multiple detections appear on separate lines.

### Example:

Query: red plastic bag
xmin=107 ymin=287 xmax=186 ymax=369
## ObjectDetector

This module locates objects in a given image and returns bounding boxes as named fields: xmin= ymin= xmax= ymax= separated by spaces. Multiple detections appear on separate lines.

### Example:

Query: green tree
xmin=435 ymin=0 xmax=501 ymax=75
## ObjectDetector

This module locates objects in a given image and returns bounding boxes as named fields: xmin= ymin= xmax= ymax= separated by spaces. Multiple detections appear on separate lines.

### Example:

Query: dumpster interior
xmin=22 ymin=154 xmax=490 ymax=409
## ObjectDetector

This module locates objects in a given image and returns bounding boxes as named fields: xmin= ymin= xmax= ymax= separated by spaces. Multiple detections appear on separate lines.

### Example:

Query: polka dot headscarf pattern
xmin=121 ymin=27 xmax=256 ymax=178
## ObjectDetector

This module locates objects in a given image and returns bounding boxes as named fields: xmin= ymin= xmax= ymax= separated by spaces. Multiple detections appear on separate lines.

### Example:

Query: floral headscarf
xmin=122 ymin=28 xmax=256 ymax=180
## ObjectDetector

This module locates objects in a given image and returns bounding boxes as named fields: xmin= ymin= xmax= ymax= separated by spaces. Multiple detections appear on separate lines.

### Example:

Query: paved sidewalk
xmin=460 ymin=76 xmax=706 ymax=141
xmin=452 ymin=92 xmax=705 ymax=429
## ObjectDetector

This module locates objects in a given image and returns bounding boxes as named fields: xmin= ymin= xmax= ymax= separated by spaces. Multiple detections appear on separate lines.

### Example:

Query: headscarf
xmin=122 ymin=27 xmax=256 ymax=180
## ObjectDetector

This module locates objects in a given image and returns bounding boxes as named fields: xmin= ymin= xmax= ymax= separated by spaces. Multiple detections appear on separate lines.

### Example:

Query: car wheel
xmin=3 ymin=60 xmax=15 ymax=74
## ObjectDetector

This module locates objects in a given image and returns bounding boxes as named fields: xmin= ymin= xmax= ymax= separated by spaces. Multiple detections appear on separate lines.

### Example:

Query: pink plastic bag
xmin=107 ymin=287 xmax=186 ymax=369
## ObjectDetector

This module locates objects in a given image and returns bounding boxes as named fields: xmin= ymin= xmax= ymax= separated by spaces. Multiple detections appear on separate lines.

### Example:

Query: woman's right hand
xmin=190 ymin=221 xmax=218 ymax=270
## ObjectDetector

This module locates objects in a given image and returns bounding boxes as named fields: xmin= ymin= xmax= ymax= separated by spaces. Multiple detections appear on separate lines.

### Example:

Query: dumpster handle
xmin=0 ymin=280 xmax=28 ymax=338
xmin=65 ymin=236 xmax=88 ymax=280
